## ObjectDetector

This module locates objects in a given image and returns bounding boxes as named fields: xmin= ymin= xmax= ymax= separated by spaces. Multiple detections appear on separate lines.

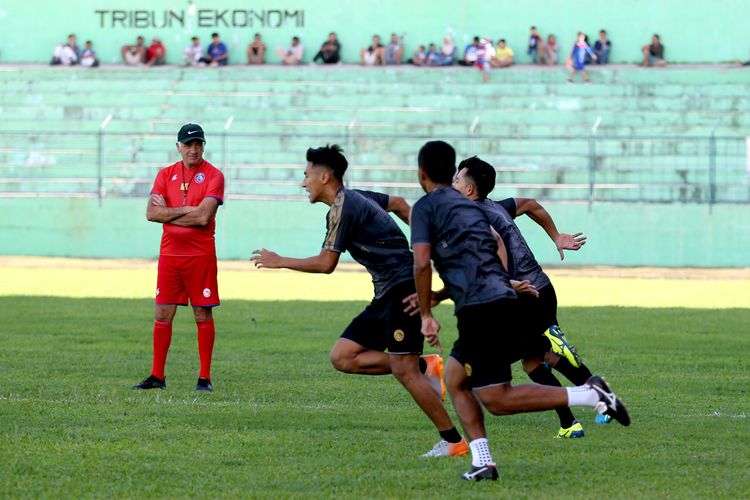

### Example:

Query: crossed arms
xmin=146 ymin=194 xmax=219 ymax=227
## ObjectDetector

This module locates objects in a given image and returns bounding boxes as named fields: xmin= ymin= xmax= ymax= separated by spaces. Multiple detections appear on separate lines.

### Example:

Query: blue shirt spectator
xmin=201 ymin=32 xmax=229 ymax=66
xmin=593 ymin=30 xmax=611 ymax=64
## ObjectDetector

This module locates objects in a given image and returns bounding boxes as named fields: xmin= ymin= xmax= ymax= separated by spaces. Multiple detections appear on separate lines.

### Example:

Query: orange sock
xmin=151 ymin=320 xmax=172 ymax=380
xmin=197 ymin=319 xmax=215 ymax=380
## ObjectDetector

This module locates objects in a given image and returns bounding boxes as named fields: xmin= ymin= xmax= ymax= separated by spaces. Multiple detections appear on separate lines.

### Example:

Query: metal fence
xmin=0 ymin=130 xmax=747 ymax=205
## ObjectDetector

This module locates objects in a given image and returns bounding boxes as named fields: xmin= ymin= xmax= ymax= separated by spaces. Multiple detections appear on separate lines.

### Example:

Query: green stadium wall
xmin=0 ymin=198 xmax=747 ymax=267
xmin=1 ymin=0 xmax=748 ymax=64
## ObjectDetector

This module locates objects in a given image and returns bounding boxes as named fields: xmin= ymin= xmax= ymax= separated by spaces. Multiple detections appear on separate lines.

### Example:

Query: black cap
xmin=177 ymin=123 xmax=206 ymax=144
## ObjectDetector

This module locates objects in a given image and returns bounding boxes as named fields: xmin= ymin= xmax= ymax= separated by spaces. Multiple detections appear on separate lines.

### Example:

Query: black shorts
xmin=340 ymin=280 xmax=423 ymax=355
xmin=515 ymin=283 xmax=560 ymax=356
xmin=450 ymin=298 xmax=529 ymax=389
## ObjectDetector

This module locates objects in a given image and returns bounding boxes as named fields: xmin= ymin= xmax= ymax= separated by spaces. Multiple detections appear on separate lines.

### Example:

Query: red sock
xmin=196 ymin=319 xmax=215 ymax=380
xmin=151 ymin=320 xmax=172 ymax=380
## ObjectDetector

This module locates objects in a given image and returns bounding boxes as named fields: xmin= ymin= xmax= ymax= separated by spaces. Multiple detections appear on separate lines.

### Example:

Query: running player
xmin=410 ymin=140 xmax=630 ymax=481
xmin=132 ymin=123 xmax=224 ymax=392
xmin=251 ymin=144 xmax=468 ymax=457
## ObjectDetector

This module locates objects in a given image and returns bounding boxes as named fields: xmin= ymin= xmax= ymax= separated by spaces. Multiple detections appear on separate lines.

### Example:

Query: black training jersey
xmin=322 ymin=188 xmax=413 ymax=299
xmin=479 ymin=198 xmax=551 ymax=290
xmin=410 ymin=186 xmax=516 ymax=312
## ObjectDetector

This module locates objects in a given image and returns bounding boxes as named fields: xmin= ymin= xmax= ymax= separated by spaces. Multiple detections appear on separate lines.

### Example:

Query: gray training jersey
xmin=479 ymin=198 xmax=551 ymax=290
xmin=410 ymin=186 xmax=516 ymax=312
xmin=322 ymin=188 xmax=413 ymax=299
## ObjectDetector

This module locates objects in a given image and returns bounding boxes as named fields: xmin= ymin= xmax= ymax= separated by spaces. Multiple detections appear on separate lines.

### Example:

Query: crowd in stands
xmin=50 ymin=28 xmax=671 ymax=74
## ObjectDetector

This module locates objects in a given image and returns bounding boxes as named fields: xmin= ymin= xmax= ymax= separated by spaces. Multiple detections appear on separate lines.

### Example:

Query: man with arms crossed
xmin=132 ymin=124 xmax=224 ymax=392
xmin=410 ymin=141 xmax=630 ymax=481
xmin=252 ymin=144 xmax=469 ymax=457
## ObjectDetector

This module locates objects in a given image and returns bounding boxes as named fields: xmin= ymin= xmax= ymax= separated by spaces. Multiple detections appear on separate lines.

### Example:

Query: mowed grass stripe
xmin=2 ymin=266 xmax=749 ymax=308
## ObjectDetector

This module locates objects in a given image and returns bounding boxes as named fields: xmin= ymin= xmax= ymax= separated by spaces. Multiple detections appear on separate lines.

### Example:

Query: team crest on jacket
xmin=195 ymin=173 xmax=206 ymax=184
xmin=393 ymin=329 xmax=405 ymax=342
xmin=171 ymin=175 xmax=178 ymax=181
xmin=464 ymin=363 xmax=473 ymax=377
xmin=203 ymin=288 xmax=211 ymax=298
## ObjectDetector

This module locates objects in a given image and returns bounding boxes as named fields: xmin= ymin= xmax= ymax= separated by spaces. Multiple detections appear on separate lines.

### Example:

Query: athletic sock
xmin=196 ymin=319 xmax=216 ymax=380
xmin=566 ymin=386 xmax=599 ymax=407
xmin=528 ymin=365 xmax=577 ymax=428
xmin=151 ymin=320 xmax=172 ymax=380
xmin=554 ymin=358 xmax=594 ymax=386
xmin=439 ymin=427 xmax=462 ymax=444
xmin=418 ymin=357 xmax=427 ymax=374
xmin=469 ymin=438 xmax=493 ymax=467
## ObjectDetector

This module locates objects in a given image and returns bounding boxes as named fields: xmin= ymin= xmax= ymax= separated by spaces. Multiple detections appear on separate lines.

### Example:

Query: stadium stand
xmin=0 ymin=65 xmax=747 ymax=204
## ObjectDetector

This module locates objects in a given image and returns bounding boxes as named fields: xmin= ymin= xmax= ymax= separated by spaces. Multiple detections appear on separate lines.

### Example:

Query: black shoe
xmin=461 ymin=463 xmax=499 ymax=481
xmin=132 ymin=374 xmax=166 ymax=390
xmin=586 ymin=375 xmax=630 ymax=426
xmin=196 ymin=377 xmax=213 ymax=392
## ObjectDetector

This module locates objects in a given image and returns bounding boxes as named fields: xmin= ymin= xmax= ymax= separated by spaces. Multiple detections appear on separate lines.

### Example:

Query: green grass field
xmin=1 ymin=264 xmax=749 ymax=498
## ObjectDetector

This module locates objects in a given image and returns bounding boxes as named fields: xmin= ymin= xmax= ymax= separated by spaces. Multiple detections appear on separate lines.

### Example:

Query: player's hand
xmin=251 ymin=248 xmax=282 ymax=269
xmin=555 ymin=232 xmax=587 ymax=260
xmin=150 ymin=194 xmax=166 ymax=206
xmin=421 ymin=314 xmax=441 ymax=348
xmin=510 ymin=279 xmax=539 ymax=297
xmin=402 ymin=292 xmax=441 ymax=316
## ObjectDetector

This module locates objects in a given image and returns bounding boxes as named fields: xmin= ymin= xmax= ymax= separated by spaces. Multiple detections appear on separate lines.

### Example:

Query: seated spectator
xmin=425 ymin=43 xmax=439 ymax=65
xmin=491 ymin=38 xmax=514 ymax=68
xmin=528 ymin=26 xmax=544 ymax=64
xmin=183 ymin=37 xmax=203 ymax=66
xmin=642 ymin=34 xmax=666 ymax=67
xmin=146 ymin=37 xmax=166 ymax=66
xmin=312 ymin=32 xmax=341 ymax=64
xmin=276 ymin=36 xmax=304 ymax=65
xmin=51 ymin=34 xmax=79 ymax=66
xmin=80 ymin=40 xmax=99 ymax=68
xmin=121 ymin=36 xmax=146 ymax=65
xmin=361 ymin=35 xmax=385 ymax=65
xmin=428 ymin=36 xmax=455 ymax=66
xmin=247 ymin=33 xmax=266 ymax=64
xmin=199 ymin=32 xmax=229 ymax=66
xmin=541 ymin=34 xmax=558 ymax=65
xmin=385 ymin=33 xmax=405 ymax=65
xmin=594 ymin=30 xmax=611 ymax=64
xmin=459 ymin=36 xmax=481 ymax=66
xmin=408 ymin=45 xmax=427 ymax=66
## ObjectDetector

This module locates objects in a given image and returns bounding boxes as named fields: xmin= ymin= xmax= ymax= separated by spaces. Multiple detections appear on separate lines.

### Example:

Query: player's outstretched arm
xmin=514 ymin=197 xmax=587 ymax=260
xmin=386 ymin=195 xmax=411 ymax=225
xmin=146 ymin=194 xmax=195 ymax=223
xmin=168 ymin=197 xmax=220 ymax=227
xmin=251 ymin=248 xmax=340 ymax=274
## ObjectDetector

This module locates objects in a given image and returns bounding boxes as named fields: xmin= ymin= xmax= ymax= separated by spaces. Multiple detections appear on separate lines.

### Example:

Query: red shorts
xmin=156 ymin=255 xmax=220 ymax=308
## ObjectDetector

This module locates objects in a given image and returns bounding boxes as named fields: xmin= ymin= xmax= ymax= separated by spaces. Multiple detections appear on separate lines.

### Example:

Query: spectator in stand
xmin=642 ymin=34 xmax=666 ymax=67
xmin=51 ymin=34 xmax=79 ymax=65
xmin=80 ymin=40 xmax=99 ymax=68
xmin=568 ymin=32 xmax=597 ymax=82
xmin=594 ymin=30 xmax=611 ymax=64
xmin=312 ymin=32 xmax=341 ymax=64
xmin=385 ymin=33 xmax=405 ymax=65
xmin=184 ymin=37 xmax=204 ymax=66
xmin=199 ymin=33 xmax=229 ymax=66
xmin=409 ymin=45 xmax=428 ymax=66
xmin=425 ymin=43 xmax=439 ymax=65
xmin=528 ymin=26 xmax=544 ymax=64
xmin=247 ymin=33 xmax=266 ymax=64
xmin=491 ymin=38 xmax=514 ymax=68
xmin=541 ymin=34 xmax=558 ymax=65
xmin=459 ymin=36 xmax=481 ymax=66
xmin=276 ymin=36 xmax=304 ymax=65
xmin=146 ymin=37 xmax=166 ymax=66
xmin=121 ymin=36 xmax=146 ymax=65
xmin=430 ymin=35 xmax=456 ymax=66
xmin=476 ymin=37 xmax=495 ymax=82
xmin=361 ymin=35 xmax=385 ymax=65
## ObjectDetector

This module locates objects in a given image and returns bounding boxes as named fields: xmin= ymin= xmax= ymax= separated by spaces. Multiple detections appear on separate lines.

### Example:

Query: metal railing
xmin=0 ymin=129 xmax=747 ymax=206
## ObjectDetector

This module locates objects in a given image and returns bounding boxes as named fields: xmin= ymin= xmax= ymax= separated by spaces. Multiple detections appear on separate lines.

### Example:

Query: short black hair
xmin=473 ymin=36 xmax=480 ymax=42
xmin=458 ymin=156 xmax=496 ymax=200
xmin=192 ymin=36 xmax=199 ymax=41
xmin=499 ymin=38 xmax=506 ymax=43
xmin=211 ymin=32 xmax=219 ymax=38
xmin=418 ymin=141 xmax=456 ymax=184
xmin=306 ymin=144 xmax=348 ymax=181
xmin=653 ymin=33 xmax=660 ymax=40
xmin=254 ymin=32 xmax=261 ymax=37
xmin=600 ymin=29 xmax=607 ymax=34
xmin=293 ymin=36 xmax=300 ymax=42
xmin=531 ymin=26 xmax=537 ymax=30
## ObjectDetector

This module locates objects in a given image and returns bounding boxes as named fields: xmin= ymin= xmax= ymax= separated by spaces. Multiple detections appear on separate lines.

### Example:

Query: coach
xmin=132 ymin=123 xmax=224 ymax=392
